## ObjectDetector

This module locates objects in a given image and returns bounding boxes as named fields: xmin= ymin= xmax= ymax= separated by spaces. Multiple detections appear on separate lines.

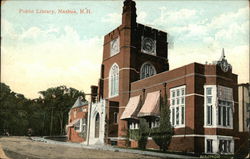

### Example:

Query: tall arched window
xmin=109 ymin=63 xmax=119 ymax=97
xmin=140 ymin=62 xmax=156 ymax=79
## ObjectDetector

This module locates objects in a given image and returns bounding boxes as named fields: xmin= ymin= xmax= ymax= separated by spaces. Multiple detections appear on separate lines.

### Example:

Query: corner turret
xmin=122 ymin=0 xmax=137 ymax=27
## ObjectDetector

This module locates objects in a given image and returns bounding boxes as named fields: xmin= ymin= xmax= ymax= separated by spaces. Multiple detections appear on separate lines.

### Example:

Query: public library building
xmin=66 ymin=0 xmax=248 ymax=155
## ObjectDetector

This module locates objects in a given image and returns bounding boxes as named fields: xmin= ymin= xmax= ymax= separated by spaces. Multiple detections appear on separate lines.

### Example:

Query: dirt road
xmin=0 ymin=137 xmax=161 ymax=159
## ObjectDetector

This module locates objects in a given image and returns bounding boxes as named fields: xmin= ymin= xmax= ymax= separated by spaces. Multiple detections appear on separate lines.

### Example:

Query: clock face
xmin=220 ymin=60 xmax=229 ymax=72
xmin=141 ymin=37 xmax=156 ymax=55
xmin=111 ymin=39 xmax=118 ymax=51
xmin=110 ymin=37 xmax=119 ymax=56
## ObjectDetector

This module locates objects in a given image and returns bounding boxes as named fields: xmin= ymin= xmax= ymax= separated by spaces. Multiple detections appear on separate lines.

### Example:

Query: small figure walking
xmin=3 ymin=129 xmax=10 ymax=136
xmin=27 ymin=128 xmax=33 ymax=137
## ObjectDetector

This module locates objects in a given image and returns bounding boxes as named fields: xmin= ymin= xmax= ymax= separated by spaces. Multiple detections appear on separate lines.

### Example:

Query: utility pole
xmin=50 ymin=106 xmax=54 ymax=136
xmin=42 ymin=112 xmax=45 ymax=136
xmin=87 ymin=103 xmax=92 ymax=145
xmin=50 ymin=94 xmax=56 ymax=136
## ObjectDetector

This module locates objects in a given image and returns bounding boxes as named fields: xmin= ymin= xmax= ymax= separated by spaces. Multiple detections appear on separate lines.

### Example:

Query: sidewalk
xmin=31 ymin=137 xmax=198 ymax=159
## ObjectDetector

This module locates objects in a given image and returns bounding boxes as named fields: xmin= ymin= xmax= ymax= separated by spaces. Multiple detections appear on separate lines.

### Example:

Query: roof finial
xmin=220 ymin=48 xmax=225 ymax=61
xmin=217 ymin=48 xmax=232 ymax=72
xmin=222 ymin=48 xmax=225 ymax=57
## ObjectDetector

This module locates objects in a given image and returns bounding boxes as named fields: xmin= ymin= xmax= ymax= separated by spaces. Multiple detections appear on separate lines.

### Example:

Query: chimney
xmin=90 ymin=85 xmax=98 ymax=103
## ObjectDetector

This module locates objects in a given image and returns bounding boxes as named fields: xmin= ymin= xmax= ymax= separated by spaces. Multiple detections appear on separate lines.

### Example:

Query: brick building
xmin=66 ymin=97 xmax=88 ymax=143
xmin=238 ymin=83 xmax=250 ymax=132
xmin=67 ymin=0 xmax=248 ymax=155
xmin=238 ymin=83 xmax=250 ymax=157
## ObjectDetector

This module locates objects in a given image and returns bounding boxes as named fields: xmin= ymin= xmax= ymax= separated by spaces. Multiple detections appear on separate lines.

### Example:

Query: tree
xmin=0 ymin=83 xmax=85 ymax=136
xmin=0 ymin=83 xmax=29 ymax=135
xmin=39 ymin=86 xmax=85 ymax=135
xmin=138 ymin=118 xmax=149 ymax=149
xmin=151 ymin=96 xmax=174 ymax=151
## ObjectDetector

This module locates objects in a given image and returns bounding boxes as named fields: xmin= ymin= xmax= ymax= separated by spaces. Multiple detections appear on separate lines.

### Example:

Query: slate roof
xmin=71 ymin=96 xmax=88 ymax=109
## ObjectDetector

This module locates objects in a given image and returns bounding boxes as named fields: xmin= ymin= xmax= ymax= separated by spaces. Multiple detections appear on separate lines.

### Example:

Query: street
xmin=0 ymin=137 xmax=161 ymax=159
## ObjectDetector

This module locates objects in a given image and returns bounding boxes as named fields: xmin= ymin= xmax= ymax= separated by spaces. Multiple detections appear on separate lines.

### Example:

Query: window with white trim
xmin=217 ymin=86 xmax=233 ymax=128
xmin=82 ymin=108 xmax=87 ymax=112
xmin=205 ymin=86 xmax=214 ymax=126
xmin=204 ymin=85 xmax=233 ymax=128
xmin=77 ymin=108 xmax=82 ymax=113
xmin=140 ymin=62 xmax=156 ymax=79
xmin=110 ymin=37 xmax=120 ymax=56
xmin=150 ymin=117 xmax=160 ymax=128
xmin=219 ymin=139 xmax=232 ymax=153
xmin=218 ymin=100 xmax=232 ymax=127
xmin=205 ymin=136 xmax=234 ymax=154
xmin=81 ymin=118 xmax=87 ymax=132
xmin=74 ymin=120 xmax=80 ymax=131
xmin=129 ymin=122 xmax=139 ymax=130
xmin=170 ymin=85 xmax=185 ymax=127
xmin=109 ymin=63 xmax=119 ymax=97
xmin=206 ymin=139 xmax=213 ymax=153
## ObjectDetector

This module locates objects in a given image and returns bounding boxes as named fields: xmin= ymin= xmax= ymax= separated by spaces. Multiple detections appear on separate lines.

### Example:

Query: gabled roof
xmin=72 ymin=96 xmax=88 ymax=109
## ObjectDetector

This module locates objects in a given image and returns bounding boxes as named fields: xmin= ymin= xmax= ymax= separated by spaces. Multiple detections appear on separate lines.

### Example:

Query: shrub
xmin=151 ymin=97 xmax=173 ymax=151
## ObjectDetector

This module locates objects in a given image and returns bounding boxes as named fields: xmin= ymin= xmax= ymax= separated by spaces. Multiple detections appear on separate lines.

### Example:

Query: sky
xmin=1 ymin=0 xmax=249 ymax=99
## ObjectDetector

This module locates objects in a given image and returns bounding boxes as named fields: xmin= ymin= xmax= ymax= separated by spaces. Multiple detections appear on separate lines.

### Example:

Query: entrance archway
xmin=95 ymin=113 xmax=100 ymax=138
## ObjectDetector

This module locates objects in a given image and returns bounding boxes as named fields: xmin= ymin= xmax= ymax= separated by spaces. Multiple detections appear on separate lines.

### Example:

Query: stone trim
xmin=172 ymin=134 xmax=239 ymax=139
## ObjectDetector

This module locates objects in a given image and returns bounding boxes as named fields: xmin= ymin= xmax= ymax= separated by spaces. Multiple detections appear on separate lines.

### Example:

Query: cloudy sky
xmin=1 ymin=0 xmax=249 ymax=99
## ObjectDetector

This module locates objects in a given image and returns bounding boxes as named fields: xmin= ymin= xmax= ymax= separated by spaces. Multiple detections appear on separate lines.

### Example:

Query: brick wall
xmin=67 ymin=105 xmax=88 ymax=143
xmin=68 ymin=127 xmax=85 ymax=143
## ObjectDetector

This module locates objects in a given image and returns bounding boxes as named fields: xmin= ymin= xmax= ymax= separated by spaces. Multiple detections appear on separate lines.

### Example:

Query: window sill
xmin=108 ymin=94 xmax=119 ymax=99
xmin=110 ymin=52 xmax=120 ymax=58
xmin=142 ymin=51 xmax=156 ymax=56
xmin=75 ymin=130 xmax=81 ymax=133
xmin=219 ymin=152 xmax=234 ymax=155
xmin=217 ymin=126 xmax=233 ymax=129
xmin=205 ymin=152 xmax=215 ymax=154
xmin=204 ymin=125 xmax=233 ymax=129
xmin=173 ymin=125 xmax=185 ymax=128
xmin=204 ymin=125 xmax=217 ymax=128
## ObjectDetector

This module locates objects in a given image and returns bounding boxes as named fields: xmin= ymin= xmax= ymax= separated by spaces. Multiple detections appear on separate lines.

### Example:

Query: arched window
xmin=140 ymin=62 xmax=156 ymax=79
xmin=109 ymin=63 xmax=119 ymax=97
xmin=95 ymin=113 xmax=100 ymax=138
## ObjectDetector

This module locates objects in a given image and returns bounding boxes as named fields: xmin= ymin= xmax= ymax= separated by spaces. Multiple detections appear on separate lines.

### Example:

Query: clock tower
xmin=98 ymin=0 xmax=169 ymax=146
